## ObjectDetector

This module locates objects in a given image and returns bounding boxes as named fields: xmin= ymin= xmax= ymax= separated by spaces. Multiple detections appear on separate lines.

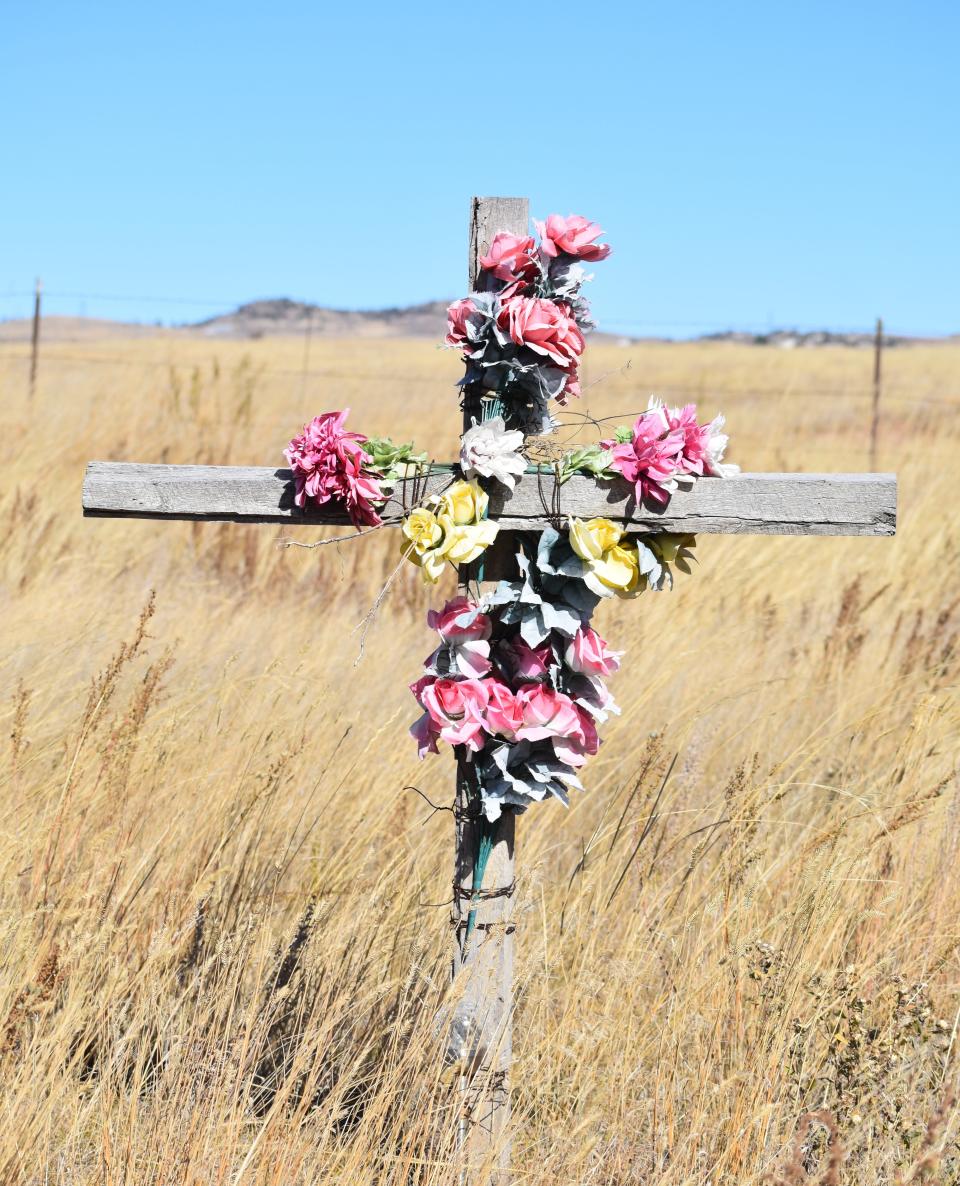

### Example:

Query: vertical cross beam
xmin=451 ymin=196 xmax=528 ymax=1185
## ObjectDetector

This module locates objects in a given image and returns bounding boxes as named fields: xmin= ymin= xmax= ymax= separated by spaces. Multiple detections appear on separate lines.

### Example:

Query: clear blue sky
xmin=2 ymin=1 xmax=957 ymax=336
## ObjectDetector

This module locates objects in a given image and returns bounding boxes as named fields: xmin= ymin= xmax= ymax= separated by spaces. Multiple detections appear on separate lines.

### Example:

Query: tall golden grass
xmin=1 ymin=331 xmax=958 ymax=1183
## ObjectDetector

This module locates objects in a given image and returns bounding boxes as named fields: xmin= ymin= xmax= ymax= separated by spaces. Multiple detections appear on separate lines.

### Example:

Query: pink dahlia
xmin=497 ymin=296 xmax=584 ymax=372
xmin=604 ymin=409 xmax=685 ymax=507
xmin=662 ymin=402 xmax=712 ymax=478
xmin=535 ymin=214 xmax=611 ymax=262
xmin=284 ymin=409 xmax=385 ymax=528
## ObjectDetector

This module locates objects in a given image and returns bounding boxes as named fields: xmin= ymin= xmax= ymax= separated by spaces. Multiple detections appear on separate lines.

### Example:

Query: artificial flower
xmin=535 ymin=214 xmax=611 ymax=261
xmin=483 ymin=679 xmax=524 ymax=739
xmin=703 ymin=414 xmax=739 ymax=478
xmin=445 ymin=296 xmax=493 ymax=351
xmin=478 ymin=233 xmax=539 ymax=285
xmin=284 ymin=409 xmax=386 ymax=528
xmin=497 ymin=296 xmax=584 ymax=372
xmin=460 ymin=416 xmax=526 ymax=490
xmin=565 ymin=626 xmax=622 ymax=677
xmin=435 ymin=478 xmax=489 ymax=526
xmin=603 ymin=407 xmax=685 ymax=507
xmin=568 ymin=517 xmax=642 ymax=598
xmin=514 ymin=685 xmax=583 ymax=743
xmin=419 ymin=677 xmax=490 ymax=752
xmin=500 ymin=637 xmax=553 ymax=682
xmin=401 ymin=507 xmax=447 ymax=583
xmin=438 ymin=517 xmax=500 ymax=566
xmin=427 ymin=596 xmax=492 ymax=642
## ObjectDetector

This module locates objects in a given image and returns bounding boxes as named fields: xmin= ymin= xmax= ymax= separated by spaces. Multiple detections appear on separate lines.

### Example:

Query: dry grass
xmin=1 ymin=331 xmax=959 ymax=1184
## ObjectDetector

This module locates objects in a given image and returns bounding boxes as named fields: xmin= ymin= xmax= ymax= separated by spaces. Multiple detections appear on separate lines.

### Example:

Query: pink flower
xmin=565 ymin=627 xmax=622 ymax=677
xmin=501 ymin=638 xmax=553 ymax=682
xmin=514 ymin=685 xmax=583 ymax=742
xmin=483 ymin=680 xmax=524 ymax=739
xmin=497 ymin=296 xmax=584 ymax=372
xmin=554 ymin=707 xmax=600 ymax=768
xmin=478 ymin=233 xmax=538 ymax=285
xmin=662 ymin=402 xmax=712 ymax=478
xmin=410 ymin=712 xmax=440 ymax=758
xmin=427 ymin=596 xmax=492 ymax=643
xmin=445 ymin=297 xmax=485 ymax=349
xmin=604 ymin=409 xmax=685 ymax=507
xmin=558 ymin=367 xmax=581 ymax=404
xmin=284 ymin=409 xmax=385 ymax=529
xmin=420 ymin=677 xmax=489 ymax=752
xmin=535 ymin=214 xmax=611 ymax=261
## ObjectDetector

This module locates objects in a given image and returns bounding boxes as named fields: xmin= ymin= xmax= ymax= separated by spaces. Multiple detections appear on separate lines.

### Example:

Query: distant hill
xmin=193 ymin=298 xmax=452 ymax=339
xmin=0 ymin=300 xmax=950 ymax=345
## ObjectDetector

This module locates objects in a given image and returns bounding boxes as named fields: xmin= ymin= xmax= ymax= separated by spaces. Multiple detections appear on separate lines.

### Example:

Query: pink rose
xmin=427 ymin=596 xmax=492 ymax=642
xmin=501 ymin=638 xmax=552 ymax=682
xmin=565 ymin=627 xmax=622 ymax=677
xmin=554 ymin=707 xmax=600 ymax=768
xmin=420 ymin=677 xmax=489 ymax=752
xmin=558 ymin=367 xmax=581 ymax=404
xmin=497 ymin=296 xmax=584 ymax=372
xmin=535 ymin=214 xmax=611 ymax=261
xmin=479 ymin=232 xmax=539 ymax=285
xmin=410 ymin=712 xmax=440 ymax=758
xmin=514 ymin=685 xmax=583 ymax=742
xmin=445 ymin=297 xmax=484 ymax=349
xmin=483 ymin=679 xmax=523 ymax=739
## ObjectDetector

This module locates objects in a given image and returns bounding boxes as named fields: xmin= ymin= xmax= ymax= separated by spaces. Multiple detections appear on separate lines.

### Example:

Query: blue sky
xmin=2 ymin=1 xmax=957 ymax=336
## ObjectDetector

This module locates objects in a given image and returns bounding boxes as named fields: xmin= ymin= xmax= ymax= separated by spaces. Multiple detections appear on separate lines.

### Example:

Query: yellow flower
xmin=651 ymin=533 xmax=695 ymax=564
xmin=402 ymin=507 xmax=442 ymax=556
xmin=568 ymin=516 xmax=641 ymax=597
xmin=400 ymin=483 xmax=499 ymax=584
xmin=435 ymin=478 xmax=488 ymax=526
xmin=439 ymin=516 xmax=499 ymax=565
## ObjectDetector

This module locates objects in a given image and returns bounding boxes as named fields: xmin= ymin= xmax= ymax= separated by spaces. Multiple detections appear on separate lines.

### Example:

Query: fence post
xmin=29 ymin=278 xmax=42 ymax=400
xmin=451 ymin=195 xmax=527 ymax=1186
xmin=869 ymin=316 xmax=883 ymax=470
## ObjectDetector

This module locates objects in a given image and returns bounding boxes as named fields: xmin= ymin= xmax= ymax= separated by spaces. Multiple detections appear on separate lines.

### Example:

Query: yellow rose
xmin=568 ymin=516 xmax=641 ymax=597
xmin=438 ymin=516 xmax=499 ymax=565
xmin=402 ymin=507 xmax=442 ymax=558
xmin=651 ymin=533 xmax=696 ymax=564
xmin=435 ymin=479 xmax=488 ymax=526
xmin=568 ymin=516 xmax=623 ymax=562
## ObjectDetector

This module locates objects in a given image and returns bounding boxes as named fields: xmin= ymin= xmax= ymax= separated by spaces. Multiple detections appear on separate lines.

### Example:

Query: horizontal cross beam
xmin=82 ymin=462 xmax=896 ymax=537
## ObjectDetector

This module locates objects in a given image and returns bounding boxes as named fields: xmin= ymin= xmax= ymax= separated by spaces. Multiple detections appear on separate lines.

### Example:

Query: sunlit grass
xmin=1 ymin=333 xmax=958 ymax=1183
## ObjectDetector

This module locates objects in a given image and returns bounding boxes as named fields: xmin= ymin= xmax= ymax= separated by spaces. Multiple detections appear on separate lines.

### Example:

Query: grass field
xmin=2 ymin=331 xmax=959 ymax=1183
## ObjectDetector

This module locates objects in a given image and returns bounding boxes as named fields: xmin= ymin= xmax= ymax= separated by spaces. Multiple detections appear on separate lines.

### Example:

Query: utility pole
xmin=29 ymin=278 xmax=42 ymax=400
xmin=869 ymin=316 xmax=883 ymax=470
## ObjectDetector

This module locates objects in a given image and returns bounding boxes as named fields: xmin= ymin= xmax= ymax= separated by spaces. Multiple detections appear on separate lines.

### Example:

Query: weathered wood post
xmin=450 ymin=196 xmax=527 ymax=1185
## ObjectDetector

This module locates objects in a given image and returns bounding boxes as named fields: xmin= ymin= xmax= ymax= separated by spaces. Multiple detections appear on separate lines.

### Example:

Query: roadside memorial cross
xmin=82 ymin=196 xmax=897 ymax=1186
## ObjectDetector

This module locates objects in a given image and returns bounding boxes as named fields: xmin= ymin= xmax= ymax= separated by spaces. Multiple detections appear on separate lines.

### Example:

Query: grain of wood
xmin=454 ymin=195 xmax=528 ymax=1186
xmin=82 ymin=463 xmax=898 ymax=538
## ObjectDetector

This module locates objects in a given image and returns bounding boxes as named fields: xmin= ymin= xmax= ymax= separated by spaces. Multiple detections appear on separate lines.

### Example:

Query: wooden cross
xmin=81 ymin=196 xmax=897 ymax=1185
